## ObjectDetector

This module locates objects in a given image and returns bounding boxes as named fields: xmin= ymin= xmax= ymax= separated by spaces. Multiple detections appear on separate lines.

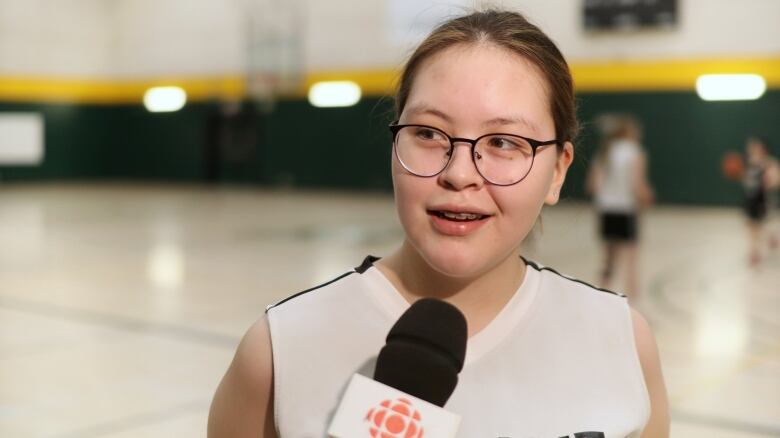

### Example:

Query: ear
xmin=545 ymin=141 xmax=574 ymax=205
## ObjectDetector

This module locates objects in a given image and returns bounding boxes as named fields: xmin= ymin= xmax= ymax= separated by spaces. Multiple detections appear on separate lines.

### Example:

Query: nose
xmin=438 ymin=141 xmax=484 ymax=190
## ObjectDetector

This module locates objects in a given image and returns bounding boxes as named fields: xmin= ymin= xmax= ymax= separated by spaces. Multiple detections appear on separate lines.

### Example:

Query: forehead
xmin=403 ymin=43 xmax=553 ymax=137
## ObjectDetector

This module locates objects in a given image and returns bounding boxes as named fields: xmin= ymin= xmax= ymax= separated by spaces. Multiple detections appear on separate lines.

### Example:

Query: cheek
xmin=392 ymin=163 xmax=426 ymax=225
xmin=492 ymin=155 xmax=556 ymax=224
xmin=527 ymin=151 xmax=558 ymax=190
xmin=492 ymin=186 xmax=544 ymax=227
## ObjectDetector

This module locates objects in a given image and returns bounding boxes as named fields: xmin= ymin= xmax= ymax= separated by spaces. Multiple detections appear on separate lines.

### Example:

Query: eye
xmin=481 ymin=135 xmax=534 ymax=157
xmin=414 ymin=127 xmax=445 ymax=141
xmin=487 ymin=136 xmax=522 ymax=150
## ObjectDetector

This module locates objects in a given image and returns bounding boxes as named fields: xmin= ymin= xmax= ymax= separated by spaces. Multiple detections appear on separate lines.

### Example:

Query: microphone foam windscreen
xmin=373 ymin=298 xmax=467 ymax=407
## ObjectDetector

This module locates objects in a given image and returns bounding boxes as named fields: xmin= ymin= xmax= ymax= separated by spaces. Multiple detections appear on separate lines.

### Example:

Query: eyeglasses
xmin=389 ymin=123 xmax=558 ymax=186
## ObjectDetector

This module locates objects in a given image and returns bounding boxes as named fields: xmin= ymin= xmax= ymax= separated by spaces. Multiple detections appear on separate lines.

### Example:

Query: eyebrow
xmin=404 ymin=104 xmax=453 ymax=123
xmin=404 ymin=103 xmax=540 ymax=134
xmin=483 ymin=116 xmax=540 ymax=134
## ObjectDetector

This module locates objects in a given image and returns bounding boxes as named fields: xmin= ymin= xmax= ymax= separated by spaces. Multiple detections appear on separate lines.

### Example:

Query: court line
xmin=648 ymin=254 xmax=780 ymax=436
xmin=668 ymin=344 xmax=780 ymax=405
xmin=0 ymin=294 xmax=240 ymax=349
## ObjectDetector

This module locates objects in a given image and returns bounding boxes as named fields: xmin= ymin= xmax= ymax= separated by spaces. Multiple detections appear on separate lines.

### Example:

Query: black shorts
xmin=600 ymin=212 xmax=638 ymax=242
xmin=745 ymin=193 xmax=767 ymax=222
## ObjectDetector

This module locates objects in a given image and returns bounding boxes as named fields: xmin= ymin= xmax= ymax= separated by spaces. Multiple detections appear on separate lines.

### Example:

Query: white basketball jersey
xmin=266 ymin=256 xmax=650 ymax=438
xmin=595 ymin=139 xmax=642 ymax=213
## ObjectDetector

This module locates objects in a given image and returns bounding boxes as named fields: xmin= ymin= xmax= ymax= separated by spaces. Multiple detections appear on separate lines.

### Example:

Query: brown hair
xmin=394 ymin=9 xmax=577 ymax=147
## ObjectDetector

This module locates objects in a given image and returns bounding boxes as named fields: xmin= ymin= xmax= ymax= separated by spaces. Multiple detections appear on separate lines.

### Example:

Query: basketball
xmin=721 ymin=151 xmax=744 ymax=180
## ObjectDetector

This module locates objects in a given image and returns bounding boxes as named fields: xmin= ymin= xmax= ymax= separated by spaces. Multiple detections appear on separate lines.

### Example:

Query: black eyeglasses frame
xmin=389 ymin=122 xmax=559 ymax=186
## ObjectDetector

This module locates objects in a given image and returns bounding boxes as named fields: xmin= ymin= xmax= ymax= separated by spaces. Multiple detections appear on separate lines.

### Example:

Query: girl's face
xmin=392 ymin=43 xmax=573 ymax=278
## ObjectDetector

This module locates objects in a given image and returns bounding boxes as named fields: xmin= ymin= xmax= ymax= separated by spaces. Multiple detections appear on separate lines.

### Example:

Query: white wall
xmin=0 ymin=0 xmax=112 ymax=76
xmin=109 ymin=0 xmax=246 ymax=77
xmin=305 ymin=0 xmax=780 ymax=68
xmin=0 ymin=0 xmax=778 ymax=77
xmin=521 ymin=0 xmax=780 ymax=62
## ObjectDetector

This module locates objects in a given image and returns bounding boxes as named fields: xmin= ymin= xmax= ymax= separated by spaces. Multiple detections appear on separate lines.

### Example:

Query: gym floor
xmin=1 ymin=184 xmax=777 ymax=437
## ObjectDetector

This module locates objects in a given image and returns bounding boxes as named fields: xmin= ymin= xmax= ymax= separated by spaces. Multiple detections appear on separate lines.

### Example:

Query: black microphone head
xmin=373 ymin=298 xmax=468 ymax=407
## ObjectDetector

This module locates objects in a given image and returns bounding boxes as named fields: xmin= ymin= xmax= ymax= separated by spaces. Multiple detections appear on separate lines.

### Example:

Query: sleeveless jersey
xmin=595 ymin=139 xmax=642 ymax=214
xmin=266 ymin=256 xmax=650 ymax=437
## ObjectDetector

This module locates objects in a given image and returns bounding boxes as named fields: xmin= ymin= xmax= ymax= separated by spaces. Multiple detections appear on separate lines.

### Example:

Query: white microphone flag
xmin=328 ymin=374 xmax=461 ymax=438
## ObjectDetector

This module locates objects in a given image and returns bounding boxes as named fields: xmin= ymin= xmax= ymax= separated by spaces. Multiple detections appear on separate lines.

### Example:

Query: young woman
xmin=587 ymin=115 xmax=654 ymax=299
xmin=209 ymin=10 xmax=669 ymax=437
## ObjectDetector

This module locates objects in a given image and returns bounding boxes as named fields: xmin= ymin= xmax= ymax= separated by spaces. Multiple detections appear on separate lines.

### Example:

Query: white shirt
xmin=266 ymin=257 xmax=650 ymax=437
xmin=595 ymin=139 xmax=642 ymax=213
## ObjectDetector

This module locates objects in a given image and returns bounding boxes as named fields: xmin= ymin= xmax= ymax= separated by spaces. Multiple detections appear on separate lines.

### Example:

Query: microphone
xmin=328 ymin=298 xmax=467 ymax=437
xmin=374 ymin=297 xmax=468 ymax=406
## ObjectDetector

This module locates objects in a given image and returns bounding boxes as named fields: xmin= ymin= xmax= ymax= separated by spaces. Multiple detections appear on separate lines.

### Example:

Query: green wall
xmin=0 ymin=102 xmax=210 ymax=181
xmin=1 ymin=90 xmax=779 ymax=206
xmin=571 ymin=91 xmax=780 ymax=205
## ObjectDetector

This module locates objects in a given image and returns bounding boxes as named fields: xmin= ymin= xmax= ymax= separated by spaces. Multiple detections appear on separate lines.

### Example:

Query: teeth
xmin=441 ymin=211 xmax=482 ymax=220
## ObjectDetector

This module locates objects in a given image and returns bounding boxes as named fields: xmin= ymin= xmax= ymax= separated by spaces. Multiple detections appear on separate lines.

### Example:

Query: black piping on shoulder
xmin=521 ymin=256 xmax=626 ymax=298
xmin=355 ymin=255 xmax=380 ymax=273
xmin=265 ymin=271 xmax=355 ymax=312
xmin=266 ymin=255 xmax=381 ymax=312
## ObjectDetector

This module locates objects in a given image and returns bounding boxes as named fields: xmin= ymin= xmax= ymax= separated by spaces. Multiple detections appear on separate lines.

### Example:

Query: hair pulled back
xmin=395 ymin=10 xmax=577 ymax=147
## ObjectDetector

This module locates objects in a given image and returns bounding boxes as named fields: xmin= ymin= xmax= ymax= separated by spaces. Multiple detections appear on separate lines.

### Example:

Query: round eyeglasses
xmin=389 ymin=123 xmax=559 ymax=186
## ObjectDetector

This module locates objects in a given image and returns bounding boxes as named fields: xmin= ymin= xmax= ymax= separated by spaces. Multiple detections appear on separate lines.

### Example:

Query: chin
xmin=419 ymin=245 xmax=493 ymax=279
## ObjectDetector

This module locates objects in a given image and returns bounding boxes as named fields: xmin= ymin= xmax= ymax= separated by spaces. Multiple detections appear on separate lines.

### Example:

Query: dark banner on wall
xmin=583 ymin=0 xmax=678 ymax=31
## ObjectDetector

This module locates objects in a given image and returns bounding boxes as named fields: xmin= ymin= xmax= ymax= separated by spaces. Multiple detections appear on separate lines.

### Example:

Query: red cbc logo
xmin=365 ymin=398 xmax=424 ymax=438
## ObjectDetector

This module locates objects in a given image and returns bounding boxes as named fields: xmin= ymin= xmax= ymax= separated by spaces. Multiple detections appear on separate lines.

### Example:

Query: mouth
xmin=427 ymin=210 xmax=490 ymax=222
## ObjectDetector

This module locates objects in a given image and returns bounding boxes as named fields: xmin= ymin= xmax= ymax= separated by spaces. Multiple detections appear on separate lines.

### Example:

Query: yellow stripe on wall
xmin=1 ymin=57 xmax=778 ymax=104
xmin=0 ymin=76 xmax=246 ymax=104
xmin=304 ymin=69 xmax=398 ymax=97
xmin=309 ymin=57 xmax=780 ymax=94
xmin=573 ymin=57 xmax=780 ymax=91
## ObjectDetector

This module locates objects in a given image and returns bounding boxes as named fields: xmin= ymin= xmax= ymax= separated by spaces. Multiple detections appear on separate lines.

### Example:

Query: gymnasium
xmin=0 ymin=1 xmax=778 ymax=436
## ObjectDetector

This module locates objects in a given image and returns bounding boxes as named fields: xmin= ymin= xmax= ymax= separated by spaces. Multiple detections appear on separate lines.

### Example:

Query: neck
xmin=376 ymin=240 xmax=526 ymax=337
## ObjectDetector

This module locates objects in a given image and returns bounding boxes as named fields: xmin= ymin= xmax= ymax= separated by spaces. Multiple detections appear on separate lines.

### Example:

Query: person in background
xmin=587 ymin=115 xmax=654 ymax=300
xmin=742 ymin=136 xmax=780 ymax=266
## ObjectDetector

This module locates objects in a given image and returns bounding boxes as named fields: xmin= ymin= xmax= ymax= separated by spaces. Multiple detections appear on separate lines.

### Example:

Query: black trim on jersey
xmin=267 ymin=254 xmax=623 ymax=311
xmin=266 ymin=271 xmax=355 ymax=312
xmin=521 ymin=256 xmax=626 ymax=298
xmin=265 ymin=255 xmax=380 ymax=312
xmin=355 ymin=255 xmax=380 ymax=273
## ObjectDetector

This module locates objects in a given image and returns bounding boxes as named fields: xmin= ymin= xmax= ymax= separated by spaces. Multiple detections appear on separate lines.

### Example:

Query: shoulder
xmin=630 ymin=308 xmax=655 ymax=359
xmin=211 ymin=256 xmax=377 ymax=437
xmin=208 ymin=317 xmax=276 ymax=437
xmin=522 ymin=258 xmax=631 ymax=335
xmin=235 ymin=317 xmax=275 ymax=389
xmin=264 ymin=256 xmax=391 ymax=358
xmin=524 ymin=258 xmax=626 ymax=301
xmin=266 ymin=255 xmax=378 ymax=313
xmin=629 ymin=308 xmax=670 ymax=437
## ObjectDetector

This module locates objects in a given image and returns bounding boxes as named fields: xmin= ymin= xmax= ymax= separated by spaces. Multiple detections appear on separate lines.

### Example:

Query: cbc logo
xmin=365 ymin=398 xmax=424 ymax=437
